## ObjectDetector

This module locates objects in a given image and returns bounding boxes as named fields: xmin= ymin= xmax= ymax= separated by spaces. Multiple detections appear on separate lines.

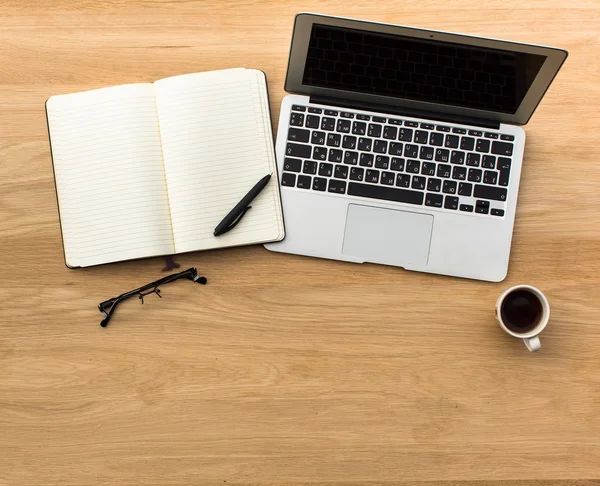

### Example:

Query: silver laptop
xmin=265 ymin=14 xmax=567 ymax=282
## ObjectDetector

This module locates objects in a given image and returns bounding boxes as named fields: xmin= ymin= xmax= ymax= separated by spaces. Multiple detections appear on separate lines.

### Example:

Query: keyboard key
xmin=321 ymin=117 xmax=336 ymax=131
xmin=430 ymin=132 xmax=444 ymax=146
xmin=337 ymin=119 xmax=351 ymax=133
xmin=483 ymin=170 xmax=498 ymax=185
xmin=468 ymin=168 xmax=482 ymax=182
xmin=328 ymin=148 xmax=343 ymax=163
xmin=375 ymin=155 xmax=390 ymax=169
xmin=313 ymin=177 xmax=327 ymax=191
xmin=340 ymin=111 xmax=354 ymax=118
xmin=326 ymin=133 xmax=342 ymax=147
xmin=406 ymin=160 xmax=420 ymax=173
xmin=368 ymin=123 xmax=382 ymax=137
xmin=349 ymin=167 xmax=365 ymax=181
xmin=382 ymin=171 xmax=396 ymax=186
xmin=445 ymin=134 xmax=460 ymax=148
xmin=399 ymin=128 xmax=413 ymax=141
xmin=328 ymin=179 xmax=346 ymax=194
xmin=359 ymin=153 xmax=374 ymax=167
xmin=450 ymin=150 xmax=465 ymax=165
xmin=365 ymin=169 xmax=380 ymax=183
xmin=318 ymin=162 xmax=333 ymax=177
xmin=437 ymin=125 xmax=451 ymax=132
xmin=391 ymin=157 xmax=405 ymax=171
xmin=283 ymin=157 xmax=302 ymax=172
xmin=420 ymin=123 xmax=435 ymax=130
xmin=460 ymin=204 xmax=474 ymax=212
xmin=437 ymin=164 xmax=452 ymax=178
xmin=404 ymin=121 xmax=418 ymax=127
xmin=452 ymin=166 xmax=467 ymax=180
xmin=281 ymin=172 xmax=296 ymax=187
xmin=290 ymin=112 xmax=304 ymax=126
xmin=435 ymin=148 xmax=450 ymax=162
xmin=427 ymin=178 xmax=442 ymax=192
xmin=482 ymin=155 xmax=496 ymax=169
xmin=412 ymin=175 xmax=426 ymax=190
xmin=297 ymin=175 xmax=311 ymax=189
xmin=308 ymin=107 xmax=322 ymax=114
xmin=425 ymin=193 xmax=443 ymax=207
xmin=383 ymin=125 xmax=398 ymax=140
xmin=324 ymin=109 xmax=338 ymax=116
xmin=466 ymin=153 xmax=481 ymax=167
xmin=303 ymin=160 xmax=317 ymax=174
xmin=444 ymin=195 xmax=459 ymax=210
xmin=500 ymin=134 xmax=515 ymax=141
xmin=344 ymin=151 xmax=359 ymax=165
xmin=374 ymin=140 xmax=388 ymax=153
xmin=475 ymin=200 xmax=490 ymax=214
xmin=458 ymin=182 xmax=472 ymax=196
xmin=442 ymin=180 xmax=457 ymax=194
xmin=313 ymin=147 xmax=327 ymax=160
xmin=373 ymin=116 xmax=387 ymax=123
xmin=452 ymin=127 xmax=467 ymax=134
xmin=491 ymin=141 xmax=514 ymax=156
xmin=342 ymin=135 xmax=357 ymax=149
xmin=421 ymin=162 xmax=436 ymax=176
xmin=474 ymin=184 xmax=507 ymax=201
xmin=389 ymin=118 xmax=403 ymax=125
xmin=420 ymin=146 xmax=434 ymax=160
xmin=358 ymin=137 xmax=373 ymax=152
xmin=357 ymin=114 xmax=370 ymax=121
xmin=389 ymin=142 xmax=403 ymax=156
xmin=286 ymin=142 xmax=311 ymax=158
xmin=396 ymin=174 xmax=411 ymax=187
xmin=468 ymin=130 xmax=483 ymax=137
xmin=460 ymin=136 xmax=475 ymax=151
xmin=415 ymin=130 xmax=429 ymax=144
xmin=348 ymin=182 xmax=424 ymax=205
xmin=404 ymin=144 xmax=419 ymax=158
xmin=476 ymin=138 xmax=490 ymax=153
xmin=352 ymin=121 xmax=367 ymax=135
xmin=491 ymin=208 xmax=505 ymax=216
xmin=306 ymin=115 xmax=320 ymax=129
xmin=498 ymin=157 xmax=511 ymax=186
xmin=334 ymin=165 xmax=349 ymax=179
xmin=311 ymin=131 xmax=326 ymax=145
xmin=484 ymin=132 xmax=499 ymax=139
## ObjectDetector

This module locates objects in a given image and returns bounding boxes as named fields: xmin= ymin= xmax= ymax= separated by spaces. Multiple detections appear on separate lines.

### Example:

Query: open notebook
xmin=46 ymin=68 xmax=284 ymax=268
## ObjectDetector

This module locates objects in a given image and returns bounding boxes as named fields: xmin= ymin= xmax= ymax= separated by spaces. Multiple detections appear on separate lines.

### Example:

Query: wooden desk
xmin=1 ymin=1 xmax=599 ymax=484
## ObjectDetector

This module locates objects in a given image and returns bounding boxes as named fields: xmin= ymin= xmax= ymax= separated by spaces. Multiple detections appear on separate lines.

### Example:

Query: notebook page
xmin=248 ymin=70 xmax=284 ymax=239
xmin=47 ymin=84 xmax=175 ymax=267
xmin=154 ymin=69 xmax=283 ymax=253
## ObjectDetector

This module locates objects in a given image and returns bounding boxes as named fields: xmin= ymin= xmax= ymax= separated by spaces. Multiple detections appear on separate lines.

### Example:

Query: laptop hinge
xmin=310 ymin=95 xmax=500 ymax=130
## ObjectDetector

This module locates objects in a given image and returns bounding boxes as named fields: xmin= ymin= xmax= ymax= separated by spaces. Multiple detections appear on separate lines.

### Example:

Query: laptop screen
xmin=302 ymin=24 xmax=547 ymax=115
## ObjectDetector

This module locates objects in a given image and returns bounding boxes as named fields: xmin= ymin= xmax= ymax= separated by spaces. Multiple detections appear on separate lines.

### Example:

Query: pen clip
xmin=217 ymin=205 xmax=251 ymax=236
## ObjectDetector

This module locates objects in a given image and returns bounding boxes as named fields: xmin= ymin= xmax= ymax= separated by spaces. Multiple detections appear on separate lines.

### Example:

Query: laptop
xmin=265 ymin=14 xmax=567 ymax=282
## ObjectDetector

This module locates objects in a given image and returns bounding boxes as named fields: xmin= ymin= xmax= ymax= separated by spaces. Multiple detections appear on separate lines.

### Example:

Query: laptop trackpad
xmin=342 ymin=204 xmax=433 ymax=267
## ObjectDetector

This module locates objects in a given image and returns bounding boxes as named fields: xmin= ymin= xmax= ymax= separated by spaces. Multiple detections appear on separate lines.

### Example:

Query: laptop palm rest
xmin=342 ymin=204 xmax=433 ymax=267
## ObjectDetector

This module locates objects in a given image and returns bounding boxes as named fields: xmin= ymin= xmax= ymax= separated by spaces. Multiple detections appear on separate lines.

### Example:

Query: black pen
xmin=214 ymin=174 xmax=272 ymax=236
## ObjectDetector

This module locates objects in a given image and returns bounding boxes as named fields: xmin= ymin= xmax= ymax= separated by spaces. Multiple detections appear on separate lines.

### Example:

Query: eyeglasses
xmin=98 ymin=267 xmax=207 ymax=327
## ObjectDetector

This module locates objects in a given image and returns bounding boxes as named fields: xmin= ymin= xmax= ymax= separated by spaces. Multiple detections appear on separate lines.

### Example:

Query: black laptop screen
xmin=302 ymin=24 xmax=546 ymax=114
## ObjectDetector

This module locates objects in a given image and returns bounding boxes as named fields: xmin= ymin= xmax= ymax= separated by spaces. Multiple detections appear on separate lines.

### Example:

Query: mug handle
xmin=523 ymin=335 xmax=541 ymax=352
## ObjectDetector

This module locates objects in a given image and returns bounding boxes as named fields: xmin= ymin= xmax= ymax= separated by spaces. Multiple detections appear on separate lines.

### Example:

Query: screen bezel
xmin=285 ymin=13 xmax=568 ymax=125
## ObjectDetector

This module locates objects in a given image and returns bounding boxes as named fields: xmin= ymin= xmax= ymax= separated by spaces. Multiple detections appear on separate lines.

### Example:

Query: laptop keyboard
xmin=282 ymin=104 xmax=515 ymax=217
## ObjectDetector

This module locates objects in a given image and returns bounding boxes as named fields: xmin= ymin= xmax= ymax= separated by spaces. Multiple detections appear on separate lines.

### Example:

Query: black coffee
xmin=500 ymin=289 xmax=543 ymax=333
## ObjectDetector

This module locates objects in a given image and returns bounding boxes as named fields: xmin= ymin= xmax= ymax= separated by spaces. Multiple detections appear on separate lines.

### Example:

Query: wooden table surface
xmin=2 ymin=0 xmax=600 ymax=484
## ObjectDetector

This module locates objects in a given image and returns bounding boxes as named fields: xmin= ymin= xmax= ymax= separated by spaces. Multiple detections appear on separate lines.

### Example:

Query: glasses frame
xmin=98 ymin=267 xmax=207 ymax=327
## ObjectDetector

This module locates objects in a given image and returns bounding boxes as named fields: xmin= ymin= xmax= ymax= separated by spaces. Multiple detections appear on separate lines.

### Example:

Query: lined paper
xmin=47 ymin=84 xmax=175 ymax=267
xmin=154 ymin=69 xmax=283 ymax=253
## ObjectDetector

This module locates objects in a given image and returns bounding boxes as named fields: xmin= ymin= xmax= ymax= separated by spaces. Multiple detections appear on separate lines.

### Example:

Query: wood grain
xmin=1 ymin=1 xmax=600 ymax=484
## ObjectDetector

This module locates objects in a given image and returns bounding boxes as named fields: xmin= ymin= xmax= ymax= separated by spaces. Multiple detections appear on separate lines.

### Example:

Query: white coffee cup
xmin=495 ymin=285 xmax=550 ymax=352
